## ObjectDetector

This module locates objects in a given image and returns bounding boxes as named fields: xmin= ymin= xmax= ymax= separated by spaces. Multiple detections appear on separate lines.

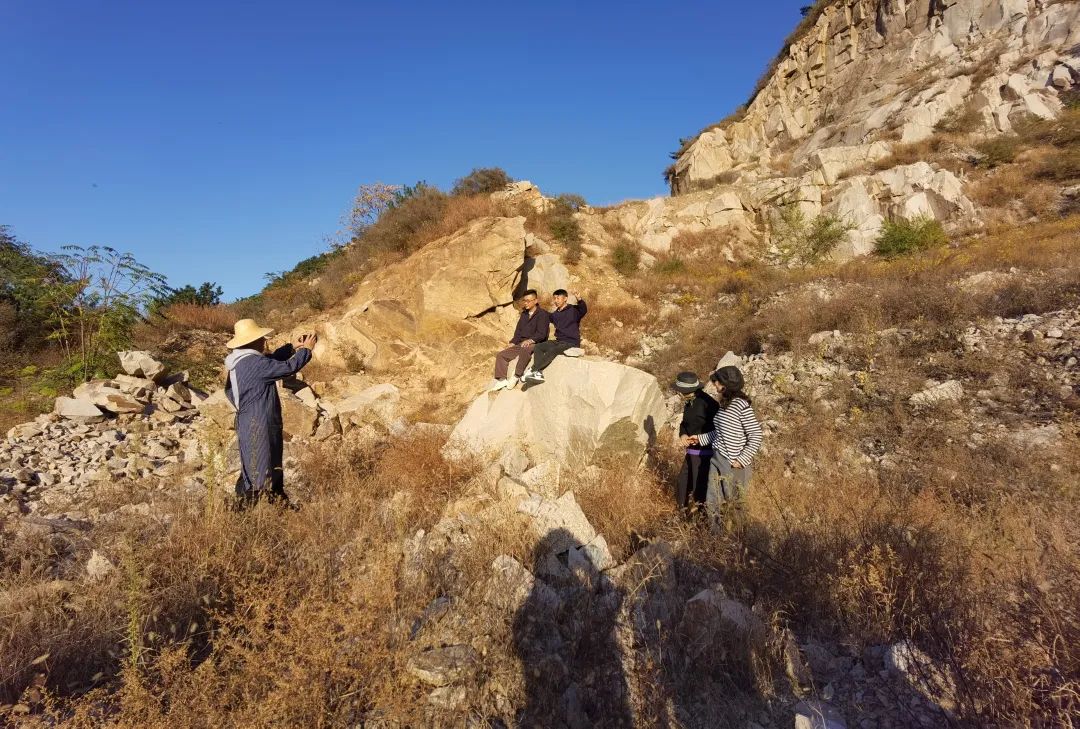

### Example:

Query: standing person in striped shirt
xmin=682 ymin=365 xmax=762 ymax=527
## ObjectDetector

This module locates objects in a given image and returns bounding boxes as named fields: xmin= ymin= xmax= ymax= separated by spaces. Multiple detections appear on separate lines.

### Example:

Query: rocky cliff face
xmin=650 ymin=0 xmax=1080 ymax=257
xmin=671 ymin=0 xmax=1080 ymax=191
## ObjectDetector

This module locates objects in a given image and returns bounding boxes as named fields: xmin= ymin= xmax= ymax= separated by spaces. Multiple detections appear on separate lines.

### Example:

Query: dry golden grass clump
xmin=1 ymin=435 xmax=486 ymax=726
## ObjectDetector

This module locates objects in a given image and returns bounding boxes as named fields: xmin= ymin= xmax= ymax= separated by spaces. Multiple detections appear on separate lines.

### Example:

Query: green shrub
xmin=549 ymin=216 xmax=582 ymax=264
xmin=544 ymin=193 xmax=587 ymax=265
xmin=0 ymin=225 xmax=69 ymax=350
xmin=552 ymin=193 xmax=586 ymax=214
xmin=610 ymin=243 xmax=641 ymax=276
xmin=655 ymin=257 xmax=686 ymax=275
xmin=361 ymin=183 xmax=449 ymax=257
xmin=975 ymin=136 xmax=1020 ymax=167
xmin=450 ymin=167 xmax=512 ymax=196
xmin=771 ymin=206 xmax=854 ymax=265
xmin=874 ymin=216 xmax=948 ymax=258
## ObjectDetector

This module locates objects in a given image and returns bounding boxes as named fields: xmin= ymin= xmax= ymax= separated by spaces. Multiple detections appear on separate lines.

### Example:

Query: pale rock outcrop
xmin=491 ymin=180 xmax=551 ymax=213
xmin=521 ymin=253 xmax=569 ymax=295
xmin=328 ymin=383 xmax=401 ymax=432
xmin=516 ymin=491 xmax=600 ymax=555
xmin=597 ymin=188 xmax=757 ymax=254
xmin=909 ymin=380 xmax=964 ymax=408
xmin=807 ymin=142 xmax=891 ymax=186
xmin=305 ymin=216 xmax=529 ymax=373
xmin=823 ymin=162 xmax=975 ymax=257
xmin=669 ymin=0 xmax=1080 ymax=191
xmin=118 ymin=350 xmax=167 ymax=382
xmin=447 ymin=358 xmax=666 ymax=467
xmin=279 ymin=392 xmax=318 ymax=440
xmin=85 ymin=550 xmax=115 ymax=582
xmin=482 ymin=555 xmax=559 ymax=613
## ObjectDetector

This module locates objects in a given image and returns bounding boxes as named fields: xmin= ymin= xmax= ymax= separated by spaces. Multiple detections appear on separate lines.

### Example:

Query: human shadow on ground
xmin=512 ymin=527 xmax=634 ymax=729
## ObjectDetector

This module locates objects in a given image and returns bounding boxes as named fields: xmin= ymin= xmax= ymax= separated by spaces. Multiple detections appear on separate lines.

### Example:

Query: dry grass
xmin=157 ymin=303 xmax=236 ymax=334
xmin=646 ymin=215 xmax=1080 ymax=381
xmin=2 ymin=434 xmax=483 ymax=725
xmin=969 ymin=164 xmax=1059 ymax=220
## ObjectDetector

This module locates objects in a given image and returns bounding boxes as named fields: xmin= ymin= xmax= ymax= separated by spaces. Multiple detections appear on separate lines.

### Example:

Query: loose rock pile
xmin=2 ymin=351 xmax=207 ymax=520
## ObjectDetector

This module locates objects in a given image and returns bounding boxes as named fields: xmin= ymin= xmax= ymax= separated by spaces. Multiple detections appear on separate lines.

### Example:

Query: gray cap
xmin=672 ymin=371 xmax=702 ymax=394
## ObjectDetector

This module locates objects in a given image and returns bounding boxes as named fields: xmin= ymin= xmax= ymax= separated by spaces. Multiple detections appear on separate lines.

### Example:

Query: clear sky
xmin=1 ymin=0 xmax=808 ymax=300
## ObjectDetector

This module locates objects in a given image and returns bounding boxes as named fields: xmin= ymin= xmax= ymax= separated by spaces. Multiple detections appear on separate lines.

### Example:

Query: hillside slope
xmin=2 ymin=2 xmax=1080 ymax=727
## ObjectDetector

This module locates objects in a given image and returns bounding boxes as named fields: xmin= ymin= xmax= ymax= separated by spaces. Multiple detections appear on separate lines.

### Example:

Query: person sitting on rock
xmin=489 ymin=289 xmax=549 ymax=392
xmin=682 ymin=365 xmax=762 ymax=529
xmin=672 ymin=371 xmax=719 ymax=514
xmin=521 ymin=289 xmax=587 ymax=389
xmin=224 ymin=318 xmax=317 ymax=508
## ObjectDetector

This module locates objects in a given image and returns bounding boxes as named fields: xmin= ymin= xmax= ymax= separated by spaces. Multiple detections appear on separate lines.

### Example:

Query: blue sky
xmin=1 ymin=0 xmax=808 ymax=300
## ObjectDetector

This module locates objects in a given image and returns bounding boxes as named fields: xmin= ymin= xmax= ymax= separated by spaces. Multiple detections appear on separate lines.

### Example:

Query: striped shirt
xmin=696 ymin=397 xmax=763 ymax=464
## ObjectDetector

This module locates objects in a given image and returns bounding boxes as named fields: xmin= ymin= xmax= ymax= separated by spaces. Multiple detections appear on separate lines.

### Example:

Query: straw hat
xmin=227 ymin=319 xmax=274 ymax=349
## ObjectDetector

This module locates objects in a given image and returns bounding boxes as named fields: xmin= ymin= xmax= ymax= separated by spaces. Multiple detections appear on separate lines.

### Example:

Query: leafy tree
xmin=450 ymin=167 xmax=512 ymax=197
xmin=43 ymin=245 xmax=169 ymax=382
xmin=0 ymin=225 xmax=68 ymax=349
xmin=156 ymin=282 xmax=223 ymax=309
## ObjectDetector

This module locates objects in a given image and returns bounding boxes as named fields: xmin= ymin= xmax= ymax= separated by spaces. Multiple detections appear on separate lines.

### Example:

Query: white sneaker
xmin=488 ymin=378 xmax=509 ymax=392
xmin=528 ymin=371 xmax=545 ymax=382
xmin=507 ymin=376 xmax=520 ymax=389
xmin=565 ymin=347 xmax=584 ymax=357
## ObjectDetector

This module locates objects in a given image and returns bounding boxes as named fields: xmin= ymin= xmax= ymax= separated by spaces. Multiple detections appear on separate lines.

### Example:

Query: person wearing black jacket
xmin=521 ymin=289 xmax=587 ymax=388
xmin=672 ymin=371 xmax=720 ymax=512
xmin=489 ymin=289 xmax=550 ymax=391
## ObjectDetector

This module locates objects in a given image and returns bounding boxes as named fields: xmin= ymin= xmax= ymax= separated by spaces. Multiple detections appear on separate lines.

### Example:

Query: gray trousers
xmin=706 ymin=456 xmax=752 ymax=522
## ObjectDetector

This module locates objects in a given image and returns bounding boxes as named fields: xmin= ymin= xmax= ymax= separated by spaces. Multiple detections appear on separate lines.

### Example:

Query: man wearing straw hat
xmin=224 ymin=318 xmax=317 ymax=507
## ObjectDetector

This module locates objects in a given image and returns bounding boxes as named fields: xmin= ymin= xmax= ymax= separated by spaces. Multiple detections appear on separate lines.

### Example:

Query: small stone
xmin=85 ymin=550 xmax=115 ymax=581
xmin=406 ymin=645 xmax=478 ymax=687
xmin=1046 ymin=327 xmax=1064 ymax=339
xmin=794 ymin=699 xmax=846 ymax=729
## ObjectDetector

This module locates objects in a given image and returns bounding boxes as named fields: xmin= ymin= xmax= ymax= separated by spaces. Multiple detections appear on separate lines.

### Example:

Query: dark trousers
xmin=495 ymin=345 xmax=532 ymax=379
xmin=675 ymin=452 xmax=710 ymax=509
xmin=531 ymin=340 xmax=575 ymax=372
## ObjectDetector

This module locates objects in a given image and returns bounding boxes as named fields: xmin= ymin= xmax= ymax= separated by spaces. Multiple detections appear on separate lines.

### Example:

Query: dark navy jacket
xmin=510 ymin=308 xmax=550 ymax=345
xmin=549 ymin=299 xmax=588 ymax=345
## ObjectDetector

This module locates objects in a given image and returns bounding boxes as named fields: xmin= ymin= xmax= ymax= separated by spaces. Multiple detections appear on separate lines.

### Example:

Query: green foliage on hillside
xmin=771 ymin=206 xmax=854 ymax=265
xmin=875 ymin=215 xmax=948 ymax=258
xmin=545 ymin=194 xmax=586 ymax=264
xmin=0 ymin=225 xmax=68 ymax=351
xmin=451 ymin=167 xmax=512 ymax=196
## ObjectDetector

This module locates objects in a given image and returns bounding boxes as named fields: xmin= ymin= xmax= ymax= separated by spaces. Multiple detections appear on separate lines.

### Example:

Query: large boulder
xmin=447 ymin=358 xmax=665 ymax=468
xmin=117 ymin=351 xmax=167 ymax=382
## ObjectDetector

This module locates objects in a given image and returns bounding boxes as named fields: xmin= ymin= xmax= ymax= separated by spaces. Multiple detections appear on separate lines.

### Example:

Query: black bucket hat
xmin=672 ymin=371 xmax=703 ymax=394
xmin=710 ymin=365 xmax=744 ymax=392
